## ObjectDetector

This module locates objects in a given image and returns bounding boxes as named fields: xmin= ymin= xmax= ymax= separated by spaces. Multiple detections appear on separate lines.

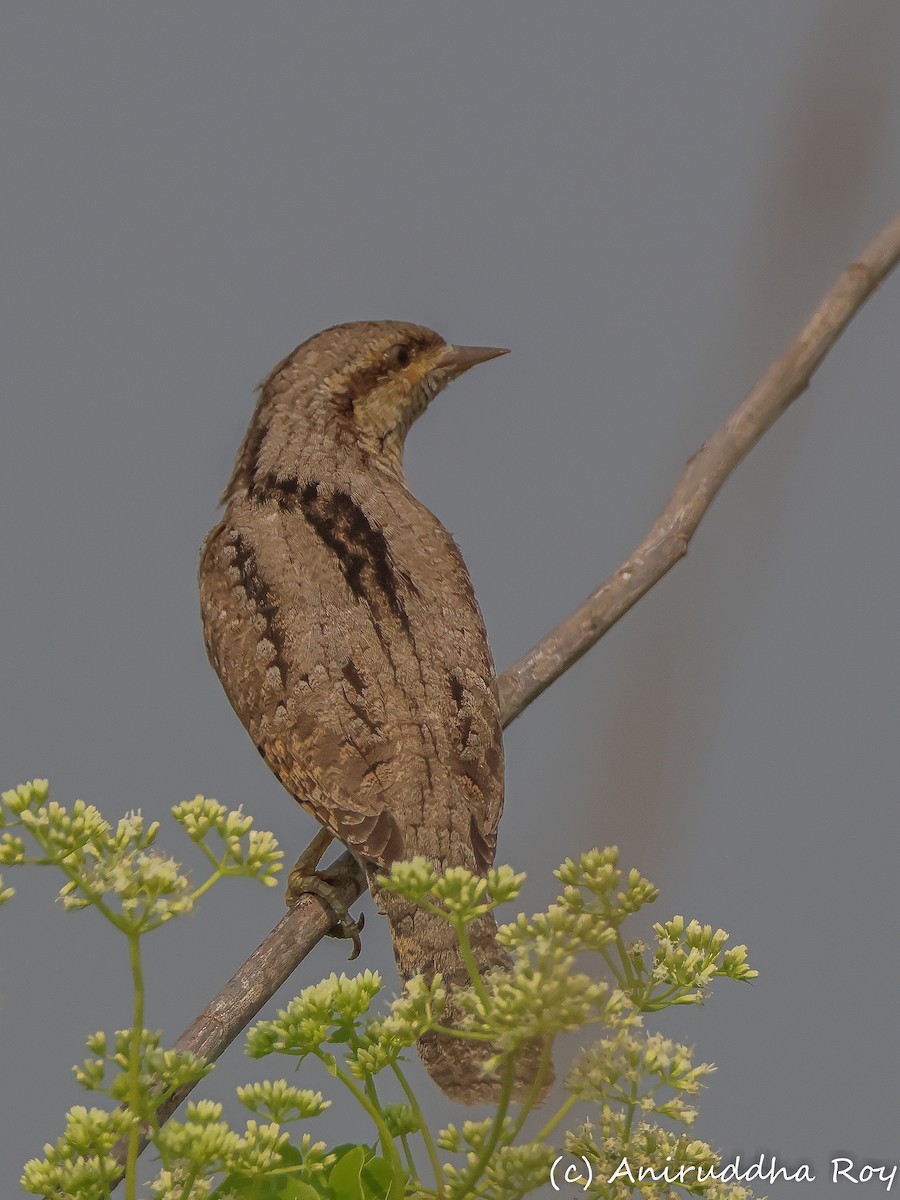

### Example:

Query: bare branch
xmin=497 ymin=211 xmax=900 ymax=720
xmin=117 ymin=210 xmax=900 ymax=1169
xmin=147 ymin=851 xmax=364 ymax=1132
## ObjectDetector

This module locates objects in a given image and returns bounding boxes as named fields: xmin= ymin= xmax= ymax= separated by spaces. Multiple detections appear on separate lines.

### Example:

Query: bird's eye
xmin=392 ymin=343 xmax=412 ymax=369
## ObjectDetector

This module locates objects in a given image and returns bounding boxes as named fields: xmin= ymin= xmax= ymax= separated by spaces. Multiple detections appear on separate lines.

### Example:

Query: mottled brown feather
xmin=199 ymin=321 xmax=548 ymax=1102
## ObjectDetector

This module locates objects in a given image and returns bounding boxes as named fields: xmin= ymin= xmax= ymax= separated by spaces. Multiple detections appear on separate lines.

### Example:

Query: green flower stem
xmin=614 ymin=931 xmax=638 ymax=987
xmin=452 ymin=1059 xmax=515 ymax=1198
xmin=390 ymin=1061 xmax=445 ymax=1195
xmin=363 ymin=1074 xmax=391 ymax=1163
xmin=641 ymin=983 xmax=686 ymax=1010
xmin=54 ymin=853 xmax=128 ymax=933
xmin=177 ymin=1166 xmax=202 ymax=1200
xmin=533 ymin=1093 xmax=579 ymax=1144
xmin=622 ymin=1074 xmax=640 ymax=1140
xmin=597 ymin=944 xmax=628 ymax=989
xmin=124 ymin=930 xmax=145 ymax=1200
xmin=452 ymin=918 xmax=491 ymax=1008
xmin=190 ymin=866 xmax=225 ymax=903
xmin=194 ymin=832 xmax=229 ymax=868
xmin=399 ymin=1133 xmax=416 ymax=1181
xmin=508 ymin=1036 xmax=556 ymax=1142
xmin=313 ymin=1051 xmax=405 ymax=1199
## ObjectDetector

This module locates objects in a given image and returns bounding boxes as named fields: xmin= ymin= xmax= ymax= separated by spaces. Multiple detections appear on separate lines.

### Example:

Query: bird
xmin=198 ymin=320 xmax=546 ymax=1103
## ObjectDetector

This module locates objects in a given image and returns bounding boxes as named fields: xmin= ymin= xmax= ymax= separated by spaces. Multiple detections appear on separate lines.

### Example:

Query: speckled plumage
xmin=199 ymin=321 xmax=545 ymax=1102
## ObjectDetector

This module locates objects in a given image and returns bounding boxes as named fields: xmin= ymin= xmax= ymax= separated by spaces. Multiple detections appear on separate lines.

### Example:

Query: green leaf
xmin=326 ymin=1144 xmax=397 ymax=1200
xmin=360 ymin=1156 xmax=393 ymax=1194
xmin=280 ymin=1185 xmax=324 ymax=1200
xmin=329 ymin=1145 xmax=368 ymax=1200
xmin=213 ymin=1173 xmax=323 ymax=1200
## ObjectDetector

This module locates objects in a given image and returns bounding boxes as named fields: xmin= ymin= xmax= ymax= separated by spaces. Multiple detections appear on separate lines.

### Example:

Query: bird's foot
xmin=285 ymin=829 xmax=365 ymax=960
xmin=286 ymin=867 xmax=366 ymax=960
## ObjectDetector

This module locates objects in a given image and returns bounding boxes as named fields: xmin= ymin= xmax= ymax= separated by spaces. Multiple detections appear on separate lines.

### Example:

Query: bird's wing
xmin=199 ymin=490 xmax=503 ymax=872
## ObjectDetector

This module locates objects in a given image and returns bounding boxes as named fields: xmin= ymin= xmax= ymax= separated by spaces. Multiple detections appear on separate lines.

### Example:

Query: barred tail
xmin=369 ymin=876 xmax=552 ymax=1104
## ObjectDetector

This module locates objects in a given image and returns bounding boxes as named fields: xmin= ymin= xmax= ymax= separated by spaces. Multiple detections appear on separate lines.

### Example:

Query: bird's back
xmin=199 ymin=466 xmax=504 ymax=876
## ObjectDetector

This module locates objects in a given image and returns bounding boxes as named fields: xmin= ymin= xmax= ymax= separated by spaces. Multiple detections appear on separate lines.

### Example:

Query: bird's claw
xmin=334 ymin=909 xmax=365 ymax=960
xmin=286 ymin=864 xmax=365 ymax=960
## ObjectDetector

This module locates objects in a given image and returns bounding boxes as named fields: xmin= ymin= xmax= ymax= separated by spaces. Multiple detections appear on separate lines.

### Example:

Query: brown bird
xmin=199 ymin=320 xmax=545 ymax=1102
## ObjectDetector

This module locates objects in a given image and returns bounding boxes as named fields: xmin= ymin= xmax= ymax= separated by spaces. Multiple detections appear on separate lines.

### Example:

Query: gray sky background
xmin=2 ymin=5 xmax=899 ymax=1197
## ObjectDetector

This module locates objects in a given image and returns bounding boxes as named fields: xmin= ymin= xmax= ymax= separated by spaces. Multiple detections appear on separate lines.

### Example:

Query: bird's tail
xmin=368 ymin=874 xmax=552 ymax=1104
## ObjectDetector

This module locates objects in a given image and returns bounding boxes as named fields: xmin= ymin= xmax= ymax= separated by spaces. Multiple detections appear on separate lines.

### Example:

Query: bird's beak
xmin=440 ymin=343 xmax=510 ymax=380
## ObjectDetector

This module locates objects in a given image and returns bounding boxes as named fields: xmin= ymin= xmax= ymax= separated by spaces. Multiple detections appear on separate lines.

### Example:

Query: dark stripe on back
xmin=298 ymin=484 xmax=412 ymax=639
xmin=342 ymin=661 xmax=366 ymax=695
xmin=229 ymin=532 xmax=290 ymax=687
xmin=252 ymin=474 xmax=300 ymax=509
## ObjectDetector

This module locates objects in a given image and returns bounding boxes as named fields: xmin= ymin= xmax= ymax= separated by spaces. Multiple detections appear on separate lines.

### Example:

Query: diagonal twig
xmin=119 ymin=209 xmax=900 ymax=1164
xmin=497 ymin=211 xmax=900 ymax=722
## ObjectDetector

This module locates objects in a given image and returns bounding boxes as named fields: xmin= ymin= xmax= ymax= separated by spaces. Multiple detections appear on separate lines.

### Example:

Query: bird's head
xmin=315 ymin=321 xmax=508 ymax=469
xmin=229 ymin=321 xmax=508 ymax=498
